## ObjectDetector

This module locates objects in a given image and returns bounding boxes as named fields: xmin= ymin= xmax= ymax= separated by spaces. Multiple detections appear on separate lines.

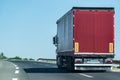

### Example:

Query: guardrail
xmin=37 ymin=58 xmax=120 ymax=66
xmin=37 ymin=58 xmax=56 ymax=64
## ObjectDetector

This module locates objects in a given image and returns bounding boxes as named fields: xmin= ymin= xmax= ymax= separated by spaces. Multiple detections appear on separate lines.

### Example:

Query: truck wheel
xmin=66 ymin=57 xmax=74 ymax=71
xmin=57 ymin=56 xmax=62 ymax=69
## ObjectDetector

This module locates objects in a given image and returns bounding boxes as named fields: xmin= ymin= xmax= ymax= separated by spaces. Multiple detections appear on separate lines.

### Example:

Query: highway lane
xmin=0 ymin=60 xmax=28 ymax=80
xmin=0 ymin=60 xmax=120 ymax=80
xmin=10 ymin=60 xmax=120 ymax=80
xmin=0 ymin=60 xmax=15 ymax=80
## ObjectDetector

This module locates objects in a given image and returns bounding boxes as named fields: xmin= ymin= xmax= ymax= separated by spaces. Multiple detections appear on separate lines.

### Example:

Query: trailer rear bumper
xmin=74 ymin=53 xmax=114 ymax=58
xmin=75 ymin=64 xmax=112 ymax=71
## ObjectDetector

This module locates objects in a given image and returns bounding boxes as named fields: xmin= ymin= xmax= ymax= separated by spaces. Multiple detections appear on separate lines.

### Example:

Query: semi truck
xmin=53 ymin=7 xmax=114 ymax=71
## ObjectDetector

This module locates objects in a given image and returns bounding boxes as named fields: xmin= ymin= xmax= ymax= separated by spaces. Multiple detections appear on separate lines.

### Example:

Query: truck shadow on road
xmin=24 ymin=68 xmax=106 ymax=73
xmin=24 ymin=68 xmax=70 ymax=73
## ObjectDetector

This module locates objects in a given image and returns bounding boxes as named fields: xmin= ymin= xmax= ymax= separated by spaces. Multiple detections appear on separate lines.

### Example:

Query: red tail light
xmin=75 ymin=59 xmax=82 ymax=64
xmin=75 ymin=60 xmax=81 ymax=64
xmin=105 ymin=60 xmax=112 ymax=64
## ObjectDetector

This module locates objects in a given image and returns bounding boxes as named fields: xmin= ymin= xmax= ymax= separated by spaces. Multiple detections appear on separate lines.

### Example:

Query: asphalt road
xmin=0 ymin=60 xmax=120 ymax=80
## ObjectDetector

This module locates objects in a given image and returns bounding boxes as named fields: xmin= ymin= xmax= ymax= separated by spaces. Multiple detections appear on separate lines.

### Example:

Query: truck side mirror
xmin=53 ymin=36 xmax=56 ymax=44
xmin=53 ymin=35 xmax=58 ymax=46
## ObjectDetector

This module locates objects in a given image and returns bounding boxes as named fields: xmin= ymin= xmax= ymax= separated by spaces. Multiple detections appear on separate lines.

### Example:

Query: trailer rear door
xmin=73 ymin=10 xmax=114 ymax=54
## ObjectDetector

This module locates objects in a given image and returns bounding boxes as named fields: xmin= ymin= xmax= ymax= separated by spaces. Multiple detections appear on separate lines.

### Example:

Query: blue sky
xmin=0 ymin=0 xmax=120 ymax=59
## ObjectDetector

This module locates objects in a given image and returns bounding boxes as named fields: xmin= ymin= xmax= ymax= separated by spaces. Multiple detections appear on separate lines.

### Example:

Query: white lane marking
xmin=16 ymin=67 xmax=19 ymax=70
xmin=12 ymin=78 xmax=18 ymax=80
xmin=12 ymin=63 xmax=17 ymax=67
xmin=79 ymin=73 xmax=93 ymax=78
xmin=15 ymin=70 xmax=19 ymax=74
xmin=11 ymin=62 xmax=18 ymax=68
xmin=11 ymin=63 xmax=19 ymax=70
xmin=14 ymin=65 xmax=17 ymax=67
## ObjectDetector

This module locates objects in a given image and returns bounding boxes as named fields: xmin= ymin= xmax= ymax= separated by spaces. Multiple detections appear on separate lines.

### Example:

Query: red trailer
xmin=53 ymin=7 xmax=114 ymax=71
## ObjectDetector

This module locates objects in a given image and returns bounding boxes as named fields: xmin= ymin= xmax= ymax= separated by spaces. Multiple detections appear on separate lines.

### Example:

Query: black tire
xmin=57 ymin=56 xmax=62 ymax=69
xmin=66 ymin=56 xmax=74 ymax=71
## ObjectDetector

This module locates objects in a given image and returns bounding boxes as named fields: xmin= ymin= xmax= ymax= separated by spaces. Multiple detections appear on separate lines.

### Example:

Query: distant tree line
xmin=0 ymin=52 xmax=35 ymax=61
xmin=0 ymin=52 xmax=7 ymax=59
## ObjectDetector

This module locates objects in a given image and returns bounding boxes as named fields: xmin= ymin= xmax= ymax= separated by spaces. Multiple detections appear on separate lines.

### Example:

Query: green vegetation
xmin=0 ymin=52 xmax=35 ymax=61
xmin=8 ymin=56 xmax=22 ymax=60
xmin=0 ymin=52 xmax=7 ymax=59
xmin=23 ymin=58 xmax=28 ymax=61
xmin=117 ymin=66 xmax=120 ymax=68
xmin=29 ymin=58 xmax=35 ymax=61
